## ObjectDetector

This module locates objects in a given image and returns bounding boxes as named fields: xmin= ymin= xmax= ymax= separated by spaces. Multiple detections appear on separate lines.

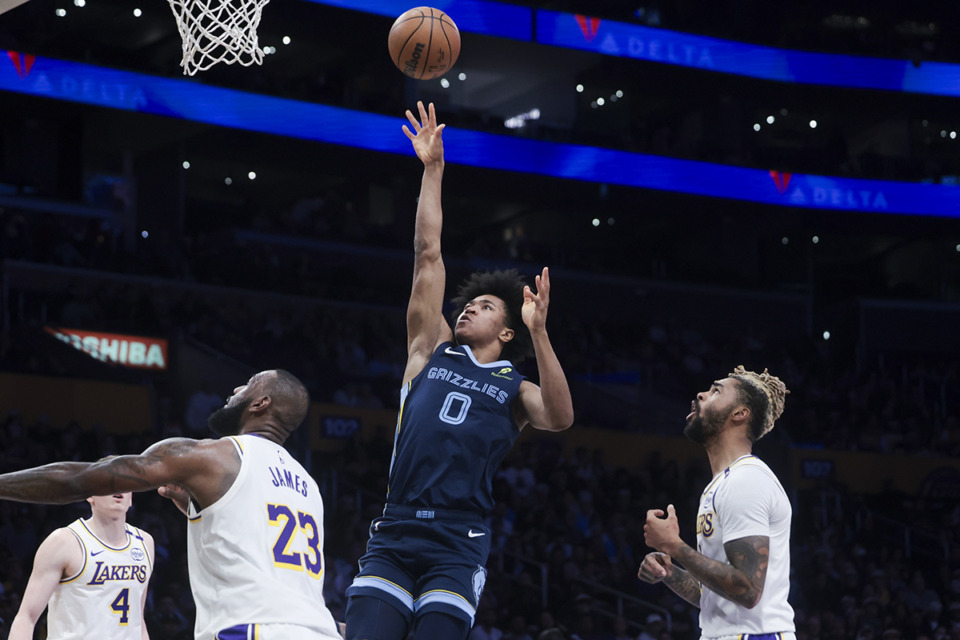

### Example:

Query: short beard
xmin=683 ymin=404 xmax=727 ymax=445
xmin=207 ymin=399 xmax=251 ymax=437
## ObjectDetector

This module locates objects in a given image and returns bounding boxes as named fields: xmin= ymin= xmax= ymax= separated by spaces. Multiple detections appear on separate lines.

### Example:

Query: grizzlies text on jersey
xmin=387 ymin=342 xmax=525 ymax=515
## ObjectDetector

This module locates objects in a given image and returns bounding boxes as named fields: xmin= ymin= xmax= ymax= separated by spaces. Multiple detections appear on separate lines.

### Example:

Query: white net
xmin=167 ymin=0 xmax=271 ymax=76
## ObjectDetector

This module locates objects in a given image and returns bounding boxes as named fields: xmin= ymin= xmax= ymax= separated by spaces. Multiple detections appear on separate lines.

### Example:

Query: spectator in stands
xmin=638 ymin=613 xmax=665 ymax=640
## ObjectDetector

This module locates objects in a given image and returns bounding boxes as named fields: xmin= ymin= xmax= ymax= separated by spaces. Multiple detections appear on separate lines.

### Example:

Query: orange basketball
xmin=388 ymin=7 xmax=461 ymax=80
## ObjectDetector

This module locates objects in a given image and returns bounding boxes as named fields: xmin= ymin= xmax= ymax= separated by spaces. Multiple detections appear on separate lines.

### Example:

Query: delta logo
xmin=769 ymin=170 xmax=889 ymax=210
xmin=575 ymin=15 xmax=601 ymax=42
xmin=7 ymin=51 xmax=35 ymax=78
xmin=570 ymin=17 xmax=715 ymax=68
xmin=45 ymin=327 xmax=168 ymax=370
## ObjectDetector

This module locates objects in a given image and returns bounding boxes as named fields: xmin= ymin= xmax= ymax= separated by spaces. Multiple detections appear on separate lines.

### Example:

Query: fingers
xmin=637 ymin=553 xmax=670 ymax=582
xmin=158 ymin=484 xmax=186 ymax=500
xmin=646 ymin=508 xmax=664 ymax=521
xmin=652 ymin=553 xmax=671 ymax=578
xmin=404 ymin=103 xmax=442 ymax=138
xmin=526 ymin=268 xmax=551 ymax=300
xmin=667 ymin=504 xmax=676 ymax=519
xmin=159 ymin=485 xmax=190 ymax=516
xmin=638 ymin=562 xmax=658 ymax=583
xmin=644 ymin=562 xmax=667 ymax=580
xmin=537 ymin=268 xmax=550 ymax=299
xmin=158 ymin=485 xmax=182 ymax=500
xmin=405 ymin=109 xmax=421 ymax=132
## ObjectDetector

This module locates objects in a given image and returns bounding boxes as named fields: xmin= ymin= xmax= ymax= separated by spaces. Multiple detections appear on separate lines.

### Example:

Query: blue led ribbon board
xmin=299 ymin=0 xmax=533 ymax=41
xmin=293 ymin=2 xmax=960 ymax=96
xmin=1 ymin=53 xmax=957 ymax=218
xmin=535 ymin=10 xmax=960 ymax=98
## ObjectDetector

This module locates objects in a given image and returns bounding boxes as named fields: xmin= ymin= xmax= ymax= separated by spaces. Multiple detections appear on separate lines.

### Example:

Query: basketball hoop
xmin=167 ymin=0 xmax=270 ymax=76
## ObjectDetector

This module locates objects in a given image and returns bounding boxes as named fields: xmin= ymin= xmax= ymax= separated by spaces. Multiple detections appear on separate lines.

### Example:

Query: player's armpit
xmin=88 ymin=438 xmax=219 ymax=500
xmin=127 ymin=437 xmax=240 ymax=509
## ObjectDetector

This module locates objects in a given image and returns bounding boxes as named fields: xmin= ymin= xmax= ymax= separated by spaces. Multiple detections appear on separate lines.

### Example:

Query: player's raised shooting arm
xmin=403 ymin=101 xmax=452 ymax=381
xmin=0 ymin=438 xmax=225 ymax=506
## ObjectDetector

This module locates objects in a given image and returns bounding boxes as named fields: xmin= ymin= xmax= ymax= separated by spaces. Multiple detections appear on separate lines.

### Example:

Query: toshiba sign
xmin=45 ymin=327 xmax=168 ymax=370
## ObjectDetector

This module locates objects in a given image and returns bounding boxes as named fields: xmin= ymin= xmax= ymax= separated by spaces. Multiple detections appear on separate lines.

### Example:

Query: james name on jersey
xmin=268 ymin=466 xmax=310 ymax=497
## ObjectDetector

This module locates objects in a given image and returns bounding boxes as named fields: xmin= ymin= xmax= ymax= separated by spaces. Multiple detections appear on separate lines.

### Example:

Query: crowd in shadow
xmin=4 ymin=196 xmax=960 ymax=457
xmin=0 ymin=398 xmax=957 ymax=639
xmin=2 ymin=149 xmax=960 ymax=638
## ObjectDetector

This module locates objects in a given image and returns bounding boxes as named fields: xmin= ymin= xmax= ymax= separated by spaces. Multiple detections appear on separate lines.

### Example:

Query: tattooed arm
xmin=638 ymin=552 xmax=701 ymax=608
xmin=644 ymin=505 xmax=768 ymax=609
xmin=0 ymin=437 xmax=239 ymax=510
xmin=671 ymin=535 xmax=769 ymax=609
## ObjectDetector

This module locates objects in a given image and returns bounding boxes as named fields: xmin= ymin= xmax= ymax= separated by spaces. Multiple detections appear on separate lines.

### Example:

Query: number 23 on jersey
xmin=267 ymin=503 xmax=324 ymax=578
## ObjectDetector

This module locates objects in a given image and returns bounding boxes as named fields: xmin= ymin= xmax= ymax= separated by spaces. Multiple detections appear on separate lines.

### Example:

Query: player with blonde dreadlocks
xmin=639 ymin=366 xmax=796 ymax=640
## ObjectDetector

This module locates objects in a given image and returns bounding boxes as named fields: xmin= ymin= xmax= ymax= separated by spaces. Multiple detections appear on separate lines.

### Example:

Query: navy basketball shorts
xmin=346 ymin=505 xmax=492 ymax=626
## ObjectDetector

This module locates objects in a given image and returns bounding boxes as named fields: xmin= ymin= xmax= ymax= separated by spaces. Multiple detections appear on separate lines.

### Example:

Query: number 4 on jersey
xmin=110 ymin=588 xmax=130 ymax=625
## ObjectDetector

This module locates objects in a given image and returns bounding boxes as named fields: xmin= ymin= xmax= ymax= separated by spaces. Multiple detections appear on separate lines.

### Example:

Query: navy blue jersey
xmin=386 ymin=342 xmax=525 ymax=514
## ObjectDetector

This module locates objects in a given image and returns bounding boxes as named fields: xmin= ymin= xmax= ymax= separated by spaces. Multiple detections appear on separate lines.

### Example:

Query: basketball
xmin=388 ymin=7 xmax=461 ymax=80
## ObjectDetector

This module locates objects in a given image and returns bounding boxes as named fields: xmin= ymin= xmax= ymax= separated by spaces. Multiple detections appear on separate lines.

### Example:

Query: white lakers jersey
xmin=47 ymin=519 xmax=152 ymax=640
xmin=186 ymin=435 xmax=341 ymax=640
xmin=696 ymin=455 xmax=795 ymax=639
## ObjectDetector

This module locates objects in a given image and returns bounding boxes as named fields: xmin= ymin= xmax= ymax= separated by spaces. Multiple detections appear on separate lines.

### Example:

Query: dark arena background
xmin=1 ymin=0 xmax=959 ymax=638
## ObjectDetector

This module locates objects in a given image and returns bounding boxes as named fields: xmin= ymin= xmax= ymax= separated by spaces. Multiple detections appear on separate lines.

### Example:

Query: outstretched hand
xmin=521 ymin=267 xmax=551 ymax=332
xmin=403 ymin=101 xmax=445 ymax=166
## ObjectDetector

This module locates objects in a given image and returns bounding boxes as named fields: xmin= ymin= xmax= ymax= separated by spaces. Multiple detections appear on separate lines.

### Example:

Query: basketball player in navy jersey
xmin=9 ymin=490 xmax=154 ymax=640
xmin=344 ymin=102 xmax=575 ymax=640
xmin=0 ymin=369 xmax=344 ymax=640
